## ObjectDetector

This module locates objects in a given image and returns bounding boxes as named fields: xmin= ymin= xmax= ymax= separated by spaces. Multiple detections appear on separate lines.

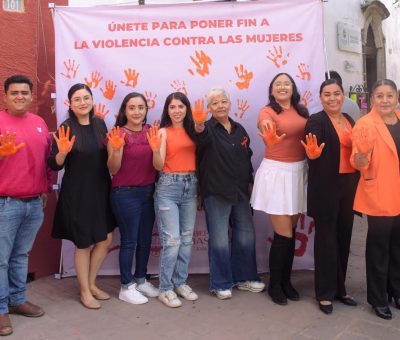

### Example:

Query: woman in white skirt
xmin=251 ymin=73 xmax=309 ymax=305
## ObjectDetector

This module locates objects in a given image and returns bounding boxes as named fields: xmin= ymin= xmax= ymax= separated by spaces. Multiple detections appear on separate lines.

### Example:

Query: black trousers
xmin=366 ymin=215 xmax=400 ymax=307
xmin=314 ymin=174 xmax=355 ymax=301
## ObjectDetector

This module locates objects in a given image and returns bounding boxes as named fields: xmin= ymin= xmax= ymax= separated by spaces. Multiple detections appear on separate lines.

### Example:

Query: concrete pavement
xmin=9 ymin=216 xmax=400 ymax=339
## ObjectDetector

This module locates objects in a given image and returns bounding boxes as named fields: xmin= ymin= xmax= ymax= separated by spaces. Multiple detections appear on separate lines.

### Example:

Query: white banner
xmin=54 ymin=0 xmax=324 ymax=276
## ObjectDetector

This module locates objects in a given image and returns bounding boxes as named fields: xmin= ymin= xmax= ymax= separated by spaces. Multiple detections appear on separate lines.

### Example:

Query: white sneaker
xmin=175 ymin=284 xmax=199 ymax=301
xmin=214 ymin=289 xmax=232 ymax=300
xmin=237 ymin=281 xmax=266 ymax=293
xmin=158 ymin=290 xmax=182 ymax=308
xmin=119 ymin=284 xmax=148 ymax=305
xmin=137 ymin=280 xmax=159 ymax=298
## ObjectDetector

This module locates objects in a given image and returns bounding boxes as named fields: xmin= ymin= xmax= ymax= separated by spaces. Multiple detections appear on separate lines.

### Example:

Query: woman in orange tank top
xmin=146 ymin=92 xmax=198 ymax=308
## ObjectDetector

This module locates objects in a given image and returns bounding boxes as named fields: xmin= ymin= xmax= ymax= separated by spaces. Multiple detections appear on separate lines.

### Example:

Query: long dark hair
xmin=65 ymin=83 xmax=105 ymax=150
xmin=159 ymin=92 xmax=195 ymax=140
xmin=115 ymin=92 xmax=148 ymax=127
xmin=267 ymin=73 xmax=309 ymax=118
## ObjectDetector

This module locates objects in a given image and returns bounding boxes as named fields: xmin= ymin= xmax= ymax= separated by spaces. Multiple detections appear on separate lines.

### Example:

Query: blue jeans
xmin=155 ymin=172 xmax=197 ymax=292
xmin=204 ymin=194 xmax=260 ymax=291
xmin=111 ymin=184 xmax=155 ymax=287
xmin=0 ymin=197 xmax=44 ymax=313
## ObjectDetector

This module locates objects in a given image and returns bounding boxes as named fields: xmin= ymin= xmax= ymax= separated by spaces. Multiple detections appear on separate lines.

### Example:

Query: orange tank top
xmin=163 ymin=127 xmax=196 ymax=173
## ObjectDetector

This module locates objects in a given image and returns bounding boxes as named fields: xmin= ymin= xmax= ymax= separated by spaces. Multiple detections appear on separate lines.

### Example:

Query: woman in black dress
xmin=49 ymin=83 xmax=115 ymax=309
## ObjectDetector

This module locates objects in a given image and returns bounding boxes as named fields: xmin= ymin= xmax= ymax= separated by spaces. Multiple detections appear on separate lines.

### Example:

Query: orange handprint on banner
xmin=145 ymin=91 xmax=157 ymax=110
xmin=295 ymin=63 xmax=311 ymax=81
xmin=295 ymin=214 xmax=315 ymax=257
xmin=234 ymin=99 xmax=250 ymax=119
xmin=170 ymin=80 xmax=188 ymax=96
xmin=84 ymin=71 xmax=103 ymax=89
xmin=234 ymin=65 xmax=253 ymax=90
xmin=266 ymin=45 xmax=290 ymax=68
xmin=94 ymin=103 xmax=110 ymax=120
xmin=60 ymin=59 xmax=80 ymax=79
xmin=100 ymin=81 xmax=116 ymax=100
xmin=120 ymin=68 xmax=140 ymax=88
xmin=188 ymin=50 xmax=212 ymax=77
xmin=301 ymin=90 xmax=313 ymax=107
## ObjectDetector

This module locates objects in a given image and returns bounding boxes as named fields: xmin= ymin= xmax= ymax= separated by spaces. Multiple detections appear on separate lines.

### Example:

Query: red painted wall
xmin=0 ymin=0 xmax=68 ymax=279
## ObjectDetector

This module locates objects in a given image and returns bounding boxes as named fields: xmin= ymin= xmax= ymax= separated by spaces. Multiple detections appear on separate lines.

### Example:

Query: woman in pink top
xmin=107 ymin=92 xmax=159 ymax=306
xmin=251 ymin=73 xmax=309 ymax=305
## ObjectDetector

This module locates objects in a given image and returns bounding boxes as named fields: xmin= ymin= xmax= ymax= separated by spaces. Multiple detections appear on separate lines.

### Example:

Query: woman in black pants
xmin=303 ymin=79 xmax=359 ymax=314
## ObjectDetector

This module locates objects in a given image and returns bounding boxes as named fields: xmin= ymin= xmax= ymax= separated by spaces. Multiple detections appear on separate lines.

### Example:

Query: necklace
xmin=384 ymin=113 xmax=398 ymax=125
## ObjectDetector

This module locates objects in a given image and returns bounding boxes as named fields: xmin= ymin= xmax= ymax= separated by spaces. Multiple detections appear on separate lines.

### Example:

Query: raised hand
xmin=258 ymin=121 xmax=286 ymax=146
xmin=301 ymin=133 xmax=325 ymax=159
xmin=192 ymin=99 xmax=209 ymax=124
xmin=0 ymin=131 xmax=25 ymax=158
xmin=53 ymin=126 xmax=75 ymax=154
xmin=354 ymin=126 xmax=374 ymax=154
xmin=107 ymin=127 xmax=125 ymax=151
xmin=146 ymin=125 xmax=161 ymax=151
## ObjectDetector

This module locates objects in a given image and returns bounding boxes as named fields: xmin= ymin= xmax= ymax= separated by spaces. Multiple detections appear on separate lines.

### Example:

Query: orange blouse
xmin=162 ymin=127 xmax=196 ymax=173
xmin=331 ymin=117 xmax=356 ymax=174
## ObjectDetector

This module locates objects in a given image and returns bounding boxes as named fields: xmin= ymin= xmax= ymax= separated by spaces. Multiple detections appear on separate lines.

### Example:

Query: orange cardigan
xmin=351 ymin=108 xmax=400 ymax=216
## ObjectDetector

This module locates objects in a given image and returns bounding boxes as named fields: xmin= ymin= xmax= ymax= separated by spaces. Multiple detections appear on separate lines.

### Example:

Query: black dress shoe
xmin=318 ymin=301 xmax=333 ymax=314
xmin=268 ymin=287 xmax=288 ymax=305
xmin=388 ymin=295 xmax=400 ymax=309
xmin=335 ymin=296 xmax=357 ymax=306
xmin=373 ymin=306 xmax=392 ymax=320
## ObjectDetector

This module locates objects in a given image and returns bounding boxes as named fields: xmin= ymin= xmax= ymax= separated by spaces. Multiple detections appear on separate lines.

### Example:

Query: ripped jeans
xmin=154 ymin=172 xmax=197 ymax=292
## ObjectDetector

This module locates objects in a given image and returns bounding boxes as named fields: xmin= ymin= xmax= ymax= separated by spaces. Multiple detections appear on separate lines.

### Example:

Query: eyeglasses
xmin=273 ymin=82 xmax=292 ymax=89
xmin=71 ymin=96 xmax=92 ymax=104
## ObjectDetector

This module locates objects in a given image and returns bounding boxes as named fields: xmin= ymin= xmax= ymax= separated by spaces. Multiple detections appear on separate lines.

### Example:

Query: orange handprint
xmin=146 ymin=125 xmax=162 ymax=151
xmin=0 ymin=131 xmax=25 ymax=158
xmin=188 ymin=50 xmax=212 ymax=77
xmin=84 ymin=71 xmax=103 ymax=89
xmin=354 ymin=126 xmax=374 ymax=154
xmin=120 ymin=68 xmax=140 ymax=88
xmin=144 ymin=91 xmax=157 ymax=110
xmin=266 ymin=45 xmax=290 ymax=68
xmin=192 ymin=99 xmax=209 ymax=124
xmin=301 ymin=90 xmax=313 ymax=107
xmin=301 ymin=133 xmax=325 ymax=159
xmin=234 ymin=99 xmax=250 ymax=118
xmin=295 ymin=214 xmax=314 ymax=257
xmin=258 ymin=121 xmax=286 ymax=146
xmin=100 ymin=81 xmax=116 ymax=100
xmin=234 ymin=65 xmax=253 ymax=90
xmin=107 ymin=126 xmax=126 ymax=151
xmin=295 ymin=63 xmax=311 ymax=81
xmin=170 ymin=80 xmax=188 ymax=96
xmin=94 ymin=103 xmax=110 ymax=120
xmin=60 ymin=59 xmax=80 ymax=79
xmin=53 ymin=126 xmax=75 ymax=154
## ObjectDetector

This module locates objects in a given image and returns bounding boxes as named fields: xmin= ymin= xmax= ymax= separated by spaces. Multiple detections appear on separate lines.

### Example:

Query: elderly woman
xmin=251 ymin=73 xmax=308 ymax=306
xmin=351 ymin=79 xmax=400 ymax=320
xmin=303 ymin=79 xmax=359 ymax=314
xmin=193 ymin=88 xmax=265 ymax=299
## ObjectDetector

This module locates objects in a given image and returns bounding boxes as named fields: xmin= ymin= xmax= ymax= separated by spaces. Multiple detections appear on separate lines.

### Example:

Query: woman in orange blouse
xmin=303 ymin=79 xmax=359 ymax=314
xmin=351 ymin=79 xmax=400 ymax=320
xmin=147 ymin=92 xmax=198 ymax=309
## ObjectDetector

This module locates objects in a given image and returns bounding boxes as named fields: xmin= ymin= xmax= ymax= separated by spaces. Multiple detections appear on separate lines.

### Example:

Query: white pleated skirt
xmin=251 ymin=158 xmax=308 ymax=215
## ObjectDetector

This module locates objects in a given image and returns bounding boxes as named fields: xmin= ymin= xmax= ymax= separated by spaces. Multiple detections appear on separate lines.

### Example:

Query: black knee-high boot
xmin=281 ymin=234 xmax=300 ymax=301
xmin=268 ymin=233 xmax=291 ymax=305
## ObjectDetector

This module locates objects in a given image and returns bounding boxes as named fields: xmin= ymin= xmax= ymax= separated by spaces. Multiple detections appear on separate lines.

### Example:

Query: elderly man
xmin=0 ymin=75 xmax=51 ymax=336
xmin=193 ymin=88 xmax=265 ymax=299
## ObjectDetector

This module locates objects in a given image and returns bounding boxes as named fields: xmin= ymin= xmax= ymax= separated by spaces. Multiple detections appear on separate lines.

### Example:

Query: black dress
xmin=48 ymin=117 xmax=115 ymax=249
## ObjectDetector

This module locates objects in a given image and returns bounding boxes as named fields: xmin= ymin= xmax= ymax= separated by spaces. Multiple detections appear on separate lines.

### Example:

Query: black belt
xmin=0 ymin=196 xmax=40 ymax=202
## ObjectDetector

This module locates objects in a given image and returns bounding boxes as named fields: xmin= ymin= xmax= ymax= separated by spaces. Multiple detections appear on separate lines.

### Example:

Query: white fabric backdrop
xmin=53 ymin=0 xmax=325 ymax=276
